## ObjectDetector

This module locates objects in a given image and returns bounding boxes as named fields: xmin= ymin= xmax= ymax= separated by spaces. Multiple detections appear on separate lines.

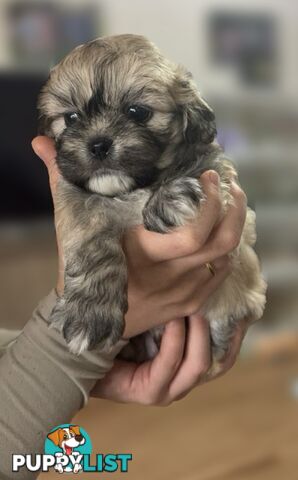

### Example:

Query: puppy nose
xmin=75 ymin=434 xmax=83 ymax=442
xmin=90 ymin=137 xmax=113 ymax=159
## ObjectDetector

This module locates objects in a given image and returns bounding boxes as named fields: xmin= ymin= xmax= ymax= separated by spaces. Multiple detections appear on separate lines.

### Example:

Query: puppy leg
xmin=50 ymin=233 xmax=127 ymax=355
xmin=142 ymin=177 xmax=203 ymax=233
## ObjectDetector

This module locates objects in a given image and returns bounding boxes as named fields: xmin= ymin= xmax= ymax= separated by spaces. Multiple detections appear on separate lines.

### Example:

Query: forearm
xmin=0 ymin=290 xmax=126 ymax=480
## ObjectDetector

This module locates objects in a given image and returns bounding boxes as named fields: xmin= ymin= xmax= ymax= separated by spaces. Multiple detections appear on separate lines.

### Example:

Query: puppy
xmin=38 ymin=34 xmax=266 ymax=360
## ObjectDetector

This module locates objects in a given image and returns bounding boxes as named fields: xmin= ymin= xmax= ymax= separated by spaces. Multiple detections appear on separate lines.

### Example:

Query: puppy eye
xmin=126 ymin=105 xmax=152 ymax=123
xmin=64 ymin=112 xmax=79 ymax=126
xmin=63 ymin=434 xmax=68 ymax=439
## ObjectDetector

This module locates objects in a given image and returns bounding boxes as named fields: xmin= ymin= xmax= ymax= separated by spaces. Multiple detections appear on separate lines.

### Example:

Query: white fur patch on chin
xmin=88 ymin=173 xmax=134 ymax=196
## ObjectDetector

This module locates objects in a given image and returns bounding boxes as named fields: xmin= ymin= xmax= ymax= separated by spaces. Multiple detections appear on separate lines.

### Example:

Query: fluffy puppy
xmin=38 ymin=34 xmax=266 ymax=359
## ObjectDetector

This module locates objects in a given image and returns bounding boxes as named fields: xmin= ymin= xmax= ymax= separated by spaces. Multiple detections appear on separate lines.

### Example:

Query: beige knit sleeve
xmin=0 ymin=290 xmax=127 ymax=480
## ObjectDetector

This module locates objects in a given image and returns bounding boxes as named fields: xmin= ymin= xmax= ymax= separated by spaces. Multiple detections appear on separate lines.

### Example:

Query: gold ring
xmin=205 ymin=262 xmax=216 ymax=277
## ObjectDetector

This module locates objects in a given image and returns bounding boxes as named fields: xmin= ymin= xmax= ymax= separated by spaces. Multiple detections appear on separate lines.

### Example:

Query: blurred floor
xmin=39 ymin=354 xmax=298 ymax=480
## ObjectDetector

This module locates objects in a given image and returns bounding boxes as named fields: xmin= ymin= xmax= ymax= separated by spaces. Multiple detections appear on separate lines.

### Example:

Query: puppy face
xmin=38 ymin=34 xmax=216 ymax=195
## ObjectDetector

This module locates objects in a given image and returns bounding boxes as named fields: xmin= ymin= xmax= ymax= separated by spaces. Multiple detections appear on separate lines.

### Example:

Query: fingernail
xmin=208 ymin=170 xmax=219 ymax=186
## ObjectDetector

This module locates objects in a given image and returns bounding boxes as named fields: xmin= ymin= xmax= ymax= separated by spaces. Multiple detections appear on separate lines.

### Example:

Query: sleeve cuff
xmin=23 ymin=289 xmax=128 ymax=406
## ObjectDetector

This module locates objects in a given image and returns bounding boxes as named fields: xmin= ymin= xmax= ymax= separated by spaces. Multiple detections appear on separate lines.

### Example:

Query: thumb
xmin=32 ymin=136 xmax=59 ymax=195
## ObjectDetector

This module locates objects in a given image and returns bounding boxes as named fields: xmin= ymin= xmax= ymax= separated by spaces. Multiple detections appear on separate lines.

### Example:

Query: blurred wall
xmin=1 ymin=0 xmax=297 ymax=95
xmin=101 ymin=0 xmax=298 ymax=104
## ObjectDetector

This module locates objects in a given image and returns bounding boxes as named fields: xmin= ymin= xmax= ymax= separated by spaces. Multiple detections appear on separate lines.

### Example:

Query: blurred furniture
xmin=0 ymin=72 xmax=52 ymax=220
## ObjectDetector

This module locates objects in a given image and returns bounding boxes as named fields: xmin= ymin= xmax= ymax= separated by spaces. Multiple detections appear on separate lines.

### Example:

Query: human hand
xmin=92 ymin=316 xmax=249 ymax=405
xmin=32 ymin=135 xmax=248 ymax=404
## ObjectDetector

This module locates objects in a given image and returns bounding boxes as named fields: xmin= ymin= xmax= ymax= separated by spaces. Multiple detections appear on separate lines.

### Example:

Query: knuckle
xmin=173 ymin=231 xmax=199 ymax=256
xmin=185 ymin=237 xmax=199 ymax=255
xmin=184 ymin=299 xmax=202 ymax=317
xmin=182 ymin=234 xmax=201 ymax=256
xmin=219 ymin=231 xmax=240 ymax=253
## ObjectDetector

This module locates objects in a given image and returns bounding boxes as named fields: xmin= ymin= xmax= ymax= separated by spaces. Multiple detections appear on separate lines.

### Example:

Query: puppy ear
xmin=173 ymin=67 xmax=217 ymax=144
xmin=70 ymin=425 xmax=81 ymax=436
xmin=37 ymin=114 xmax=53 ymax=137
xmin=37 ymin=82 xmax=57 ymax=138
xmin=184 ymin=100 xmax=216 ymax=144
xmin=47 ymin=429 xmax=61 ymax=446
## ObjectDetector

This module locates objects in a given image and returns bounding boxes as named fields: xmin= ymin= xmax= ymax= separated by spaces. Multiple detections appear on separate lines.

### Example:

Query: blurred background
xmin=0 ymin=0 xmax=297 ymax=478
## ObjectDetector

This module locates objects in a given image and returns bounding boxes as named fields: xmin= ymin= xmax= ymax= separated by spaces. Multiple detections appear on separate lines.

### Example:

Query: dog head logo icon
xmin=45 ymin=424 xmax=91 ymax=474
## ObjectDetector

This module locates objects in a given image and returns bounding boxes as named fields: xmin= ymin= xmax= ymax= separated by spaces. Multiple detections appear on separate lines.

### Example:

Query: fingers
xmin=144 ymin=319 xmax=186 ymax=404
xmin=167 ymin=314 xmax=211 ymax=401
xmin=194 ymin=170 xmax=223 ymax=244
xmin=170 ymin=317 xmax=248 ymax=403
xmin=125 ymin=170 xmax=222 ymax=263
xmin=124 ymin=253 xmax=230 ymax=337
xmin=191 ymin=181 xmax=247 ymax=265
xmin=92 ymin=318 xmax=249 ymax=405
xmin=175 ymin=257 xmax=230 ymax=319
xmin=92 ymin=319 xmax=186 ymax=405
xmin=211 ymin=182 xmax=247 ymax=254
xmin=32 ymin=136 xmax=56 ymax=168
xmin=91 ymin=359 xmax=138 ymax=402
xmin=32 ymin=136 xmax=64 ymax=293
xmin=164 ymin=170 xmax=223 ymax=257
xmin=32 ymin=136 xmax=59 ymax=195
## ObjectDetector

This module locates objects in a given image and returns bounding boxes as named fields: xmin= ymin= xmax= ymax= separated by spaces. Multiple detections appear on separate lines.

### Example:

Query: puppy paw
xmin=66 ymin=313 xmax=125 ymax=355
xmin=143 ymin=177 xmax=203 ymax=233
xmin=50 ymin=299 xmax=125 ymax=355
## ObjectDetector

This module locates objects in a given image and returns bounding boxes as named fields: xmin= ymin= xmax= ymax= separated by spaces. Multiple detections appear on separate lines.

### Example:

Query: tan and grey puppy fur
xmin=38 ymin=34 xmax=266 ymax=359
